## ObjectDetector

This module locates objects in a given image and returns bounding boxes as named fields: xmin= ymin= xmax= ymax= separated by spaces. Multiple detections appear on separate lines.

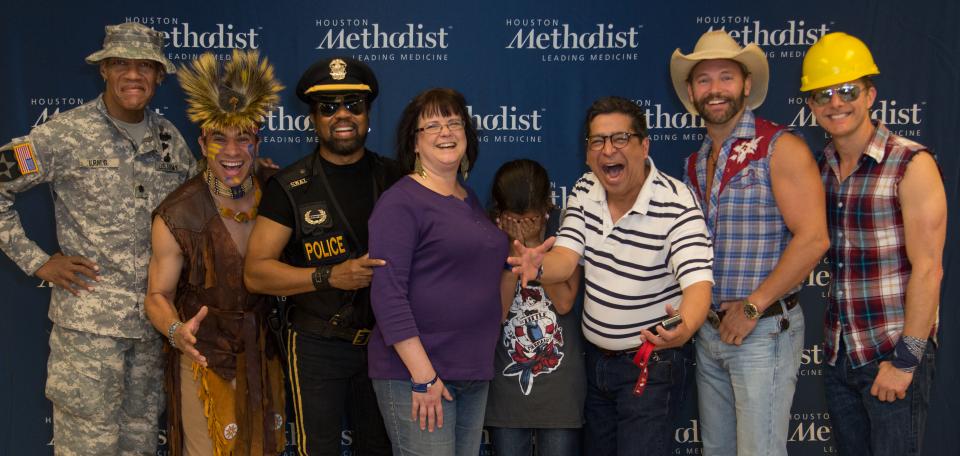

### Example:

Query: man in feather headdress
xmin=0 ymin=22 xmax=195 ymax=455
xmin=144 ymin=49 xmax=286 ymax=456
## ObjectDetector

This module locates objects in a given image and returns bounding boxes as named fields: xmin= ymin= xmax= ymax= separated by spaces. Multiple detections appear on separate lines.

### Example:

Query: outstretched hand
xmin=506 ymin=236 xmax=556 ymax=287
xmin=175 ymin=306 xmax=209 ymax=367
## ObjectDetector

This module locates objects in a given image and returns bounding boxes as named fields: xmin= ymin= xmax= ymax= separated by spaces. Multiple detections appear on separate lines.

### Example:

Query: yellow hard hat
xmin=800 ymin=32 xmax=879 ymax=92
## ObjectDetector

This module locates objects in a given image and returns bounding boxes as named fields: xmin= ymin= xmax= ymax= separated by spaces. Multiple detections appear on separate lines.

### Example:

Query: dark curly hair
xmin=394 ymin=88 xmax=479 ymax=174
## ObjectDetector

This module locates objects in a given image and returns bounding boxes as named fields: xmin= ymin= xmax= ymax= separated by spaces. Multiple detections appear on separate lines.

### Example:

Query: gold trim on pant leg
xmin=287 ymin=329 xmax=309 ymax=456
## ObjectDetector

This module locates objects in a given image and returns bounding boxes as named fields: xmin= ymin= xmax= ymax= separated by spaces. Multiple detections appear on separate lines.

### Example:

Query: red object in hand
xmin=632 ymin=342 xmax=656 ymax=396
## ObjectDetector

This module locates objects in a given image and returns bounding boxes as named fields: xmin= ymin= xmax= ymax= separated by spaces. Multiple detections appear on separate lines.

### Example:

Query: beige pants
xmin=180 ymin=356 xmax=236 ymax=456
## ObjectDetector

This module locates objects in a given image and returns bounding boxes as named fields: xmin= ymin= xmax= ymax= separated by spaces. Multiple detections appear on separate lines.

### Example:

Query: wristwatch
xmin=312 ymin=265 xmax=333 ymax=290
xmin=743 ymin=300 xmax=762 ymax=320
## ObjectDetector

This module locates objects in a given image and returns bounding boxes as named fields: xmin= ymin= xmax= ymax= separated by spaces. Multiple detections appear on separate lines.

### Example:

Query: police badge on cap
xmin=296 ymin=57 xmax=379 ymax=104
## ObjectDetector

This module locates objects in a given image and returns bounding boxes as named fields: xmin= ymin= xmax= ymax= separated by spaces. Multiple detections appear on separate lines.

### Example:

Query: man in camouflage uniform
xmin=0 ymin=23 xmax=194 ymax=455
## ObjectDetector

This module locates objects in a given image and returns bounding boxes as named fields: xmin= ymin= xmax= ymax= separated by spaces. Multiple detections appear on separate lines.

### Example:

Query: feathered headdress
xmin=177 ymin=49 xmax=284 ymax=133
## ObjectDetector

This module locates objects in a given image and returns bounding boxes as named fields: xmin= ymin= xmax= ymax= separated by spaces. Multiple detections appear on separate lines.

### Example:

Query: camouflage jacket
xmin=0 ymin=94 xmax=195 ymax=338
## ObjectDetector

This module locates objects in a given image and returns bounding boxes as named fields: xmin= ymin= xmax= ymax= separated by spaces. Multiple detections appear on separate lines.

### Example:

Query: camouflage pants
xmin=45 ymin=325 xmax=165 ymax=456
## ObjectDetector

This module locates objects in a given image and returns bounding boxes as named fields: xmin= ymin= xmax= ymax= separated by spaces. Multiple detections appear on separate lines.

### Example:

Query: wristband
xmin=167 ymin=320 xmax=184 ymax=349
xmin=534 ymin=263 xmax=544 ymax=282
xmin=411 ymin=374 xmax=440 ymax=393
xmin=312 ymin=265 xmax=332 ymax=290
xmin=891 ymin=335 xmax=927 ymax=373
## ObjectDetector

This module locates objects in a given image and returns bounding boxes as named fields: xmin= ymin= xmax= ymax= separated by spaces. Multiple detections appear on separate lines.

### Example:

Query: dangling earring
xmin=459 ymin=156 xmax=470 ymax=180
xmin=415 ymin=153 xmax=426 ymax=178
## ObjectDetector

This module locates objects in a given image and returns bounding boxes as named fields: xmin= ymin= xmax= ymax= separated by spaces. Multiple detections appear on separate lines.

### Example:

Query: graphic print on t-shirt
xmin=501 ymin=284 xmax=564 ymax=395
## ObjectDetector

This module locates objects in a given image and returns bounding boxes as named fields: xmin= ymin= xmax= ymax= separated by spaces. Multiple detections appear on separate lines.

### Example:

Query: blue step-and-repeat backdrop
xmin=2 ymin=1 xmax=958 ymax=455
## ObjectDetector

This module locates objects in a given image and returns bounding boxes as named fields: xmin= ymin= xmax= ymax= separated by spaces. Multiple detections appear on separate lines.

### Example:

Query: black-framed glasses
xmin=415 ymin=119 xmax=466 ymax=135
xmin=315 ymin=95 xmax=367 ymax=117
xmin=586 ymin=132 xmax=641 ymax=151
xmin=809 ymin=83 xmax=863 ymax=106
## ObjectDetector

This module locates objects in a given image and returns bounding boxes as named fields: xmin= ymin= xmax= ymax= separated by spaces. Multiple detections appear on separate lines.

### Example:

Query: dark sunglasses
xmin=809 ymin=83 xmax=863 ymax=106
xmin=315 ymin=96 xmax=367 ymax=117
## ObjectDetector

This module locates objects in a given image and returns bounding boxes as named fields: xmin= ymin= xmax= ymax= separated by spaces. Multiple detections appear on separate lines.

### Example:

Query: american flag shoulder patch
xmin=0 ymin=141 xmax=40 ymax=183
xmin=13 ymin=142 xmax=39 ymax=175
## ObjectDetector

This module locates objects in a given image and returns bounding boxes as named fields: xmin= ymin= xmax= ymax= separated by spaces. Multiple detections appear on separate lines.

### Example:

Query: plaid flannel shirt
xmin=819 ymin=122 xmax=936 ymax=367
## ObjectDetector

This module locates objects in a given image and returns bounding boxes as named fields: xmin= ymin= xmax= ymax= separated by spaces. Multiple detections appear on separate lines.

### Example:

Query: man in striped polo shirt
xmin=509 ymin=96 xmax=714 ymax=455
xmin=803 ymin=33 xmax=945 ymax=456
xmin=670 ymin=30 xmax=829 ymax=456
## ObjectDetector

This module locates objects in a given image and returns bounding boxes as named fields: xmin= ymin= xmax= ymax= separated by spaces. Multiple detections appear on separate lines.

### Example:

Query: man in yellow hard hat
xmin=670 ymin=29 xmax=829 ymax=456
xmin=802 ymin=32 xmax=946 ymax=456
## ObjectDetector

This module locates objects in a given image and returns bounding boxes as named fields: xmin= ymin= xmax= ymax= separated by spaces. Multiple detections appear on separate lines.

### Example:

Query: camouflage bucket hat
xmin=85 ymin=22 xmax=176 ymax=74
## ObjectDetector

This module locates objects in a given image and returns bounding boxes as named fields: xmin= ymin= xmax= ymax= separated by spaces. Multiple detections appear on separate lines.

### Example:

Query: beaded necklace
xmin=205 ymin=170 xmax=261 ymax=223
xmin=205 ymin=168 xmax=254 ymax=199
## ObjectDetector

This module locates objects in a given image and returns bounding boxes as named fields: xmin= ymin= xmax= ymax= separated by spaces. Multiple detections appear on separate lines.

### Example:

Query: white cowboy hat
xmin=669 ymin=30 xmax=769 ymax=115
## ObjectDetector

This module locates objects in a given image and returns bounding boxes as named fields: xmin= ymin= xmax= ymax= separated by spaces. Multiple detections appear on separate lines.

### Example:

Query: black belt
xmin=596 ymin=345 xmax=663 ymax=362
xmin=707 ymin=293 xmax=799 ymax=328
xmin=291 ymin=311 xmax=372 ymax=346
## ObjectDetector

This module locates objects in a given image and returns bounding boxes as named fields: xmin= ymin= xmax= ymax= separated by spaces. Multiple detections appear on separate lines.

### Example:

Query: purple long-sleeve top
xmin=367 ymin=176 xmax=508 ymax=381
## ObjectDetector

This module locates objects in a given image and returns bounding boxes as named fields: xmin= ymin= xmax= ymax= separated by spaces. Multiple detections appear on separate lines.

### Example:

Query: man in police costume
xmin=0 ymin=23 xmax=195 ymax=455
xmin=245 ymin=57 xmax=400 ymax=456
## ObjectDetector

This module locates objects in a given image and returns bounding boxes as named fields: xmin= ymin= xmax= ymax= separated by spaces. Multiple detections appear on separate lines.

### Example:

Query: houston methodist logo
xmin=260 ymin=104 xmax=318 ymax=145
xmin=788 ymin=96 xmax=926 ymax=139
xmin=467 ymin=105 xmax=544 ymax=144
xmin=313 ymin=18 xmax=450 ymax=62
xmin=788 ymin=412 xmax=833 ymax=444
xmin=799 ymin=343 xmax=825 ymax=377
xmin=695 ymin=16 xmax=830 ymax=59
xmin=29 ymin=96 xmax=85 ymax=128
xmin=123 ymin=17 xmax=260 ymax=50
xmin=504 ymin=18 xmax=642 ymax=63
xmin=122 ymin=16 xmax=260 ymax=63
xmin=631 ymin=99 xmax=706 ymax=143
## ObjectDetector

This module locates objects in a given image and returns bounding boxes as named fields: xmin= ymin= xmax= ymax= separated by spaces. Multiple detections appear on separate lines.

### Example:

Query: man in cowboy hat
xmin=245 ymin=56 xmax=400 ymax=456
xmin=801 ymin=32 xmax=944 ymax=456
xmin=0 ymin=22 xmax=195 ymax=455
xmin=669 ymin=30 xmax=829 ymax=455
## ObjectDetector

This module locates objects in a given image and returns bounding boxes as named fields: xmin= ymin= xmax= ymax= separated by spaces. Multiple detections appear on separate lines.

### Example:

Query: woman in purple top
xmin=367 ymin=88 xmax=508 ymax=455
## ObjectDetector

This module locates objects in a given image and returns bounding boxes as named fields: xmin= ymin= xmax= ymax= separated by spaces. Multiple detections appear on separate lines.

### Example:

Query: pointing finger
xmin=358 ymin=258 xmax=387 ymax=267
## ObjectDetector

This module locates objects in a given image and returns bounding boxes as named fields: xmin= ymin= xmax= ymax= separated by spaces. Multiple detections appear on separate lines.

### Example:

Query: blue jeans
xmin=489 ymin=427 xmax=581 ymax=456
xmin=372 ymin=379 xmax=489 ymax=456
xmin=695 ymin=303 xmax=804 ymax=456
xmin=583 ymin=342 xmax=692 ymax=456
xmin=823 ymin=340 xmax=936 ymax=456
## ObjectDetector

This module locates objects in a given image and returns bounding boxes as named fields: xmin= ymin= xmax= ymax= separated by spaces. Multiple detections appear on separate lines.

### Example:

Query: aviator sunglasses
xmin=316 ymin=95 xmax=367 ymax=117
xmin=809 ymin=83 xmax=864 ymax=106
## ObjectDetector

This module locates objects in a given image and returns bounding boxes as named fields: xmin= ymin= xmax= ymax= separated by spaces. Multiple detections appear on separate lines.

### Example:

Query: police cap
xmin=296 ymin=57 xmax=379 ymax=105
